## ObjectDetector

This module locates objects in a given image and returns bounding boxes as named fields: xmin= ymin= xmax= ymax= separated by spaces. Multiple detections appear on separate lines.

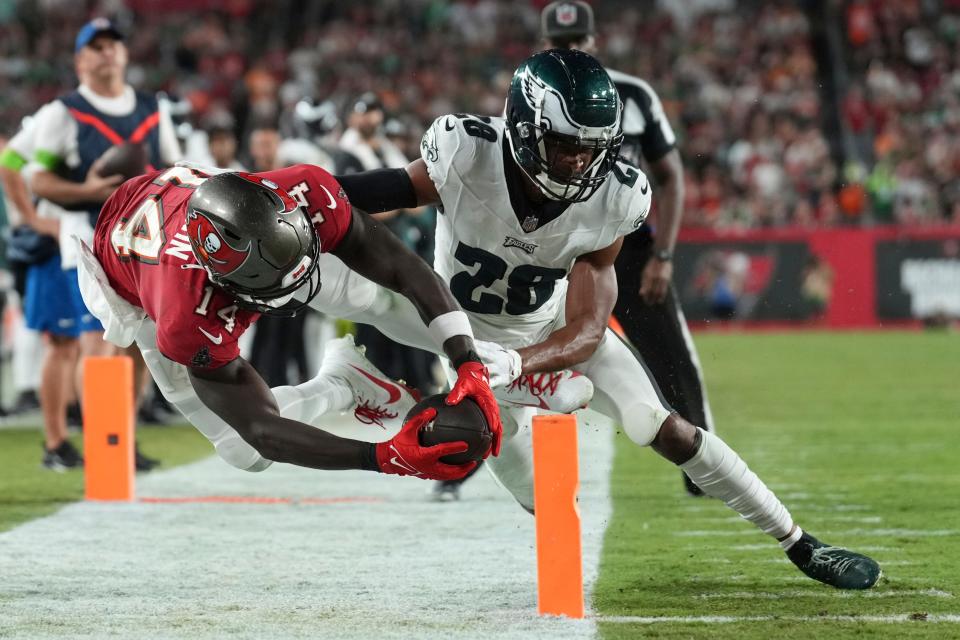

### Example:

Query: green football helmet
xmin=505 ymin=48 xmax=623 ymax=203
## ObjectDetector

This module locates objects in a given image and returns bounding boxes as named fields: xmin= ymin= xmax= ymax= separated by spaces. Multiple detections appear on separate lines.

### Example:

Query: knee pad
xmin=620 ymin=401 xmax=672 ymax=447
xmin=175 ymin=393 xmax=272 ymax=472
xmin=213 ymin=432 xmax=273 ymax=472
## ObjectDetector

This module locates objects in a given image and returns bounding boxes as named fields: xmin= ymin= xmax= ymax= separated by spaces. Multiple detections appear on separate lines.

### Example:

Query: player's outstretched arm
xmin=334 ymin=159 xmax=440 ymax=214
xmin=332 ymin=206 xmax=472 ymax=364
xmin=516 ymin=238 xmax=622 ymax=374
xmin=189 ymin=356 xmax=375 ymax=470
xmin=330 ymin=206 xmax=503 ymax=455
xmin=188 ymin=355 xmax=476 ymax=478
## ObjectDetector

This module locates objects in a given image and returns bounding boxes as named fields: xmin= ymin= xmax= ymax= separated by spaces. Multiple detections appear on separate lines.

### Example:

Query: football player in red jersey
xmin=79 ymin=163 xmax=502 ymax=481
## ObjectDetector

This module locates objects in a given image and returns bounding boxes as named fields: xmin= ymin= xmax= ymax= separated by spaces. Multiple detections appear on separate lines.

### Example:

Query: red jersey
xmin=94 ymin=164 xmax=352 ymax=369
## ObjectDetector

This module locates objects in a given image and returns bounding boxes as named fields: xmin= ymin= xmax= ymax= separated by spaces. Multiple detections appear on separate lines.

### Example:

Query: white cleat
xmin=318 ymin=335 xmax=420 ymax=429
xmin=495 ymin=370 xmax=594 ymax=413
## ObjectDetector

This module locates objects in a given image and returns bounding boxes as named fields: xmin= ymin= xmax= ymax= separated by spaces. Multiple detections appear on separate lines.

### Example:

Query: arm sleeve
xmin=334 ymin=168 xmax=417 ymax=214
xmin=0 ymin=148 xmax=27 ymax=172
xmin=0 ymin=124 xmax=37 ymax=171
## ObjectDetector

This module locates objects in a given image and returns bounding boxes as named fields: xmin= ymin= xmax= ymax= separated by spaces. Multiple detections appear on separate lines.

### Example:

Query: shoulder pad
xmin=421 ymin=114 xmax=497 ymax=190
xmin=603 ymin=160 xmax=652 ymax=234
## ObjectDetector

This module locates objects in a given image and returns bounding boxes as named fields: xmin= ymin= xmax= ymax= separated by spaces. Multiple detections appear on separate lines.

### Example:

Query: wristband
xmin=428 ymin=310 xmax=474 ymax=346
xmin=452 ymin=349 xmax=482 ymax=369
xmin=654 ymin=249 xmax=673 ymax=262
xmin=361 ymin=443 xmax=381 ymax=472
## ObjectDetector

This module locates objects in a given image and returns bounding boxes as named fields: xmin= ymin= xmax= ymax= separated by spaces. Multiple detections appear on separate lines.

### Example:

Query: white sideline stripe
xmin=0 ymin=412 xmax=617 ymax=640
xmin=597 ymin=614 xmax=960 ymax=624
xmin=695 ymin=589 xmax=953 ymax=600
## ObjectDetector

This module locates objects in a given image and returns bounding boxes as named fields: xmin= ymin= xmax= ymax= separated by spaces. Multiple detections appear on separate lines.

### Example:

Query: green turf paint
xmin=0 ymin=424 xmax=212 ymax=532
xmin=595 ymin=331 xmax=959 ymax=640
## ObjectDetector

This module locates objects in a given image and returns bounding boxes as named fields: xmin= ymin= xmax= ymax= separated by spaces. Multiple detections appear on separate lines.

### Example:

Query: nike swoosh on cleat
xmin=198 ymin=327 xmax=223 ymax=345
xmin=350 ymin=365 xmax=401 ymax=403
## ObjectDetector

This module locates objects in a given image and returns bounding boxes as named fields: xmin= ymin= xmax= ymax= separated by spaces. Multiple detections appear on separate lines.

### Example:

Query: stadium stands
xmin=1 ymin=0 xmax=957 ymax=231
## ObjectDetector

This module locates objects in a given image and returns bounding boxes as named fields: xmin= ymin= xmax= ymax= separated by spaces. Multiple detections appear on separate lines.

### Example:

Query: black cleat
xmin=11 ymin=390 xmax=40 ymax=414
xmin=430 ymin=480 xmax=461 ymax=502
xmin=682 ymin=471 xmax=705 ymax=497
xmin=137 ymin=403 xmax=171 ymax=425
xmin=66 ymin=402 xmax=84 ymax=429
xmin=135 ymin=443 xmax=160 ymax=472
xmin=42 ymin=440 xmax=84 ymax=471
xmin=787 ymin=532 xmax=882 ymax=589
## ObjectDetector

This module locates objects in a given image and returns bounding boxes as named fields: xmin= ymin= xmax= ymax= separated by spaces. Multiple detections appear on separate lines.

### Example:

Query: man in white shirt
xmin=28 ymin=18 xmax=182 ymax=470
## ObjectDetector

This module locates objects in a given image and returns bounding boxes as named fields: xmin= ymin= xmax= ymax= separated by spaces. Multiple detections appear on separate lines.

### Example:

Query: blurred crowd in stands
xmin=2 ymin=0 xmax=959 ymax=231
xmin=842 ymin=0 xmax=960 ymax=226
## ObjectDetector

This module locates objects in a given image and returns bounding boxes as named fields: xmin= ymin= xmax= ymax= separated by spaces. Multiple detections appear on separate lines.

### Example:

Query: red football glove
xmin=446 ymin=360 xmax=503 ymax=457
xmin=375 ymin=408 xmax=477 ymax=481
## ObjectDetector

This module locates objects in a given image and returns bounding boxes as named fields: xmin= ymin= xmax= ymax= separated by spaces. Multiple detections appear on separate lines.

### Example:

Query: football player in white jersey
xmin=333 ymin=49 xmax=881 ymax=590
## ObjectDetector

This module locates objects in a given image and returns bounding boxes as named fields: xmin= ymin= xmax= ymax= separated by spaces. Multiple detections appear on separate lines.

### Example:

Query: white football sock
xmin=272 ymin=375 xmax=352 ymax=424
xmin=680 ymin=429 xmax=794 ymax=539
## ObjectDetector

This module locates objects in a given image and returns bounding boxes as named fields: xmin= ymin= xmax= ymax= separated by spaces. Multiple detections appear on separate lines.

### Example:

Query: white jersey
xmin=421 ymin=115 xmax=651 ymax=347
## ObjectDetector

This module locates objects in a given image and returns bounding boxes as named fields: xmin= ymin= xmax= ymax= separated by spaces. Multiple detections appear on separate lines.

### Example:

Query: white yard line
xmin=0 ymin=413 xmax=615 ymax=640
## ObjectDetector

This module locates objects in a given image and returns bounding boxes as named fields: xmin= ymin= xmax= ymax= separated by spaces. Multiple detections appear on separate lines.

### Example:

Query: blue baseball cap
xmin=75 ymin=18 xmax=124 ymax=53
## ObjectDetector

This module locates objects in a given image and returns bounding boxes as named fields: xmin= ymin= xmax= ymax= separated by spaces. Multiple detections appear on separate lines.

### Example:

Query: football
xmin=408 ymin=393 xmax=492 ymax=465
xmin=95 ymin=142 xmax=148 ymax=181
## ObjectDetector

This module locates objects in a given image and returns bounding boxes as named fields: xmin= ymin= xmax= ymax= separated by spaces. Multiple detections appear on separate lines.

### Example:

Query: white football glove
xmin=473 ymin=340 xmax=522 ymax=388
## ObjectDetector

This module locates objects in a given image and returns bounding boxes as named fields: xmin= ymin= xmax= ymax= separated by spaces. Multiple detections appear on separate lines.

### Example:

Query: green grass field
xmin=0 ymin=423 xmax=212 ymax=532
xmin=595 ymin=331 xmax=960 ymax=639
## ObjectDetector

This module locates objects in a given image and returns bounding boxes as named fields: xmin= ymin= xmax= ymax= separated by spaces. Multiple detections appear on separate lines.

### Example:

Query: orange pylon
xmin=532 ymin=413 xmax=584 ymax=618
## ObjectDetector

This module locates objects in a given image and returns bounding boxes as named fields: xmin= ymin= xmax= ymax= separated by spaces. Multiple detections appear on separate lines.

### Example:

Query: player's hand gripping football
xmin=375 ymin=408 xmax=477 ymax=481
xmin=446 ymin=360 xmax=503 ymax=457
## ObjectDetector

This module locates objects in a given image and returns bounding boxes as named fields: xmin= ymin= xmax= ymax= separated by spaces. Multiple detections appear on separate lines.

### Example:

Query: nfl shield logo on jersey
xmin=556 ymin=4 xmax=579 ymax=26
xmin=522 ymin=215 xmax=539 ymax=232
